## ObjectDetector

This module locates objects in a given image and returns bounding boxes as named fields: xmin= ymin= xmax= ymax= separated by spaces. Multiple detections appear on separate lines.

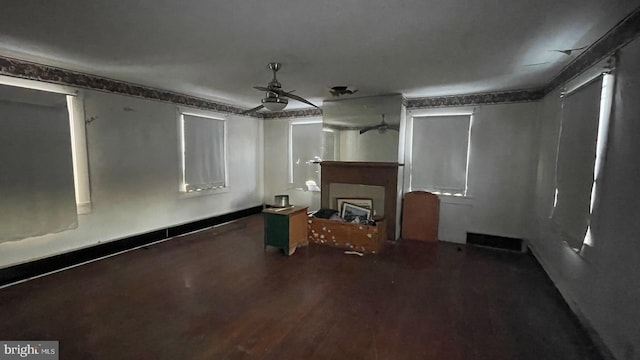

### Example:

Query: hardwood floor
xmin=0 ymin=215 xmax=603 ymax=359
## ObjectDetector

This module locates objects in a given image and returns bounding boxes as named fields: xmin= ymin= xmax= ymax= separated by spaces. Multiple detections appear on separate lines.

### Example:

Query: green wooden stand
xmin=263 ymin=206 xmax=308 ymax=256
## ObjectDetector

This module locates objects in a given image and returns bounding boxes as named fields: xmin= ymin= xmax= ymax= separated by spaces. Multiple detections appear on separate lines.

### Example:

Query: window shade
xmin=0 ymin=84 xmax=77 ymax=243
xmin=290 ymin=122 xmax=322 ymax=189
xmin=411 ymin=115 xmax=471 ymax=194
xmin=552 ymin=78 xmax=602 ymax=249
xmin=183 ymin=114 xmax=225 ymax=191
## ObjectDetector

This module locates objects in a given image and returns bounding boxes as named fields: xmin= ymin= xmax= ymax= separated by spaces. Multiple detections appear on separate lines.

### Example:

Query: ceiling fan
xmin=359 ymin=114 xmax=400 ymax=134
xmin=242 ymin=62 xmax=319 ymax=114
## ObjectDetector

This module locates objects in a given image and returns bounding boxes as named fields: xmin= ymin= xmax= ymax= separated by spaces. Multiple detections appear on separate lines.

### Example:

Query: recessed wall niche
xmin=328 ymin=183 xmax=385 ymax=217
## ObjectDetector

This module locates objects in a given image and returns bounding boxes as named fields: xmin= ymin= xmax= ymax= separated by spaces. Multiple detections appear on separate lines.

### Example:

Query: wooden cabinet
xmin=308 ymin=217 xmax=386 ymax=254
xmin=263 ymin=206 xmax=309 ymax=255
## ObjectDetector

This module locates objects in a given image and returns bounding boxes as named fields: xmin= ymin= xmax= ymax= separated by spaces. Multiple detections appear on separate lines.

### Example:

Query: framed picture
xmin=341 ymin=202 xmax=372 ymax=220
xmin=336 ymin=198 xmax=373 ymax=211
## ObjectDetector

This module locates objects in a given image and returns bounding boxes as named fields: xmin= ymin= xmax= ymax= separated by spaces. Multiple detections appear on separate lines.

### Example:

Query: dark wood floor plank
xmin=0 ymin=214 xmax=604 ymax=359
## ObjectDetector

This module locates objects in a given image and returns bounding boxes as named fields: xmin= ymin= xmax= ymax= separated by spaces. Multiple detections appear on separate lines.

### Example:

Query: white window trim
xmin=287 ymin=117 xmax=322 ymax=190
xmin=561 ymin=56 xmax=613 ymax=97
xmin=67 ymin=94 xmax=92 ymax=214
xmin=0 ymin=76 xmax=92 ymax=214
xmin=406 ymin=108 xmax=474 ymax=198
xmin=177 ymin=107 xmax=230 ymax=197
xmin=0 ymin=75 xmax=78 ymax=96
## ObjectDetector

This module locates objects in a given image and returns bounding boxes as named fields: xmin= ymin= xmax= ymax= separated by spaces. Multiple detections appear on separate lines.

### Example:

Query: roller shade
xmin=411 ymin=115 xmax=471 ymax=194
xmin=182 ymin=114 xmax=226 ymax=191
xmin=290 ymin=122 xmax=322 ymax=189
xmin=552 ymin=78 xmax=602 ymax=249
xmin=0 ymin=84 xmax=77 ymax=242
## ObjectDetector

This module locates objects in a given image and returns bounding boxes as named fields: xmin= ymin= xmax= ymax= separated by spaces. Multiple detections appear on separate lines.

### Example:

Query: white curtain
xmin=552 ymin=78 xmax=602 ymax=249
xmin=290 ymin=122 xmax=322 ymax=189
xmin=411 ymin=115 xmax=471 ymax=194
xmin=183 ymin=114 xmax=225 ymax=191
xmin=0 ymin=84 xmax=77 ymax=243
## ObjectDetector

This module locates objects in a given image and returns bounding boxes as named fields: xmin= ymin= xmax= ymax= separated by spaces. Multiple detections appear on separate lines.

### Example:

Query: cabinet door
xmin=264 ymin=213 xmax=289 ymax=251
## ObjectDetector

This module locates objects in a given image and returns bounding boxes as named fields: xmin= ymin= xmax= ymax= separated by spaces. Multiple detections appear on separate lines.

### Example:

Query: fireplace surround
xmin=320 ymin=161 xmax=402 ymax=240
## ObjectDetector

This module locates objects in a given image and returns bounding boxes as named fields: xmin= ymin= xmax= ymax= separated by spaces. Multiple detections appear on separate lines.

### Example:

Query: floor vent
xmin=466 ymin=232 xmax=526 ymax=252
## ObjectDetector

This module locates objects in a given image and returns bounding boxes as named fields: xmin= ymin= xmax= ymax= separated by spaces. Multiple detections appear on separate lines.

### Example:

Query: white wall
xmin=530 ymin=37 xmax=640 ymax=360
xmin=263 ymin=117 xmax=321 ymax=210
xmin=406 ymin=102 xmax=540 ymax=243
xmin=0 ymin=89 xmax=264 ymax=269
xmin=264 ymin=102 xmax=540 ymax=241
xmin=338 ymin=129 xmax=399 ymax=162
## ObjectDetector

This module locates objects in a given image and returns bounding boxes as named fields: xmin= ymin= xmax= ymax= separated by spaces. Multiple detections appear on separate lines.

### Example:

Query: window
xmin=552 ymin=72 xmax=614 ymax=250
xmin=0 ymin=81 xmax=87 ymax=242
xmin=179 ymin=111 xmax=227 ymax=193
xmin=288 ymin=118 xmax=322 ymax=191
xmin=410 ymin=114 xmax=472 ymax=196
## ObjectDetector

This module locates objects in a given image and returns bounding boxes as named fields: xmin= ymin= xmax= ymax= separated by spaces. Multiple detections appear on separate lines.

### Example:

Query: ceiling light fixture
xmin=261 ymin=96 xmax=288 ymax=111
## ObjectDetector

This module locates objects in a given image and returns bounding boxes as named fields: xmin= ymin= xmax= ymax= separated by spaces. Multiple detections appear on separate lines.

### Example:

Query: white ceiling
xmin=0 ymin=1 xmax=636 ymax=110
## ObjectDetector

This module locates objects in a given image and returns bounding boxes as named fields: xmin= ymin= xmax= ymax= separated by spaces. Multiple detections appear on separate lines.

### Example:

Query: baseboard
xmin=0 ymin=205 xmax=263 ymax=287
xmin=527 ymin=240 xmax=616 ymax=360
xmin=466 ymin=232 xmax=526 ymax=252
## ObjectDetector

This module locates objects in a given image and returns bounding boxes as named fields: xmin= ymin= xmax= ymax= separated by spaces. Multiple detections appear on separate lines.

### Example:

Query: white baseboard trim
xmin=527 ymin=239 xmax=616 ymax=360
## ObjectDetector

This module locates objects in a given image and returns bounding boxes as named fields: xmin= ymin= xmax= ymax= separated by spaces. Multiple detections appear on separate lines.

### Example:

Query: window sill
xmin=77 ymin=201 xmax=92 ymax=215
xmin=409 ymin=189 xmax=473 ymax=203
xmin=437 ymin=194 xmax=473 ymax=205
xmin=287 ymin=183 xmax=321 ymax=192
xmin=179 ymin=187 xmax=230 ymax=199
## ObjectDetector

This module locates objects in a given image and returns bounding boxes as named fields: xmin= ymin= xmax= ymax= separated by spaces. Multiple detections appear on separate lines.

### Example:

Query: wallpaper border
xmin=262 ymin=108 xmax=323 ymax=119
xmin=406 ymin=89 xmax=545 ymax=109
xmin=0 ymin=56 xmax=258 ymax=117
xmin=544 ymin=7 xmax=640 ymax=94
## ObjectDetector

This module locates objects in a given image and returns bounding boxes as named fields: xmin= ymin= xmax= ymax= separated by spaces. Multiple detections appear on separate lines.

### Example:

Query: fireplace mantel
xmin=320 ymin=161 xmax=403 ymax=240
xmin=320 ymin=161 xmax=402 ymax=168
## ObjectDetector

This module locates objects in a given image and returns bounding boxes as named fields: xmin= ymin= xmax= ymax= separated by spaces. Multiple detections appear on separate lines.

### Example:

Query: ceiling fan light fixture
xmin=261 ymin=97 xmax=288 ymax=111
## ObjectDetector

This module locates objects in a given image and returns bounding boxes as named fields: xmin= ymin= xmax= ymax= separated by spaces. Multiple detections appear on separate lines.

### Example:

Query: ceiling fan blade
xmin=359 ymin=124 xmax=381 ymax=134
xmin=250 ymin=63 xmax=316 ymax=109
xmin=240 ymin=104 xmax=264 ymax=114
xmin=279 ymin=90 xmax=319 ymax=109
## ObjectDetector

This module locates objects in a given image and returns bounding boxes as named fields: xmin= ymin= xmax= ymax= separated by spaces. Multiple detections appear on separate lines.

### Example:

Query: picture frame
xmin=336 ymin=198 xmax=373 ymax=212
xmin=341 ymin=202 xmax=372 ymax=220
